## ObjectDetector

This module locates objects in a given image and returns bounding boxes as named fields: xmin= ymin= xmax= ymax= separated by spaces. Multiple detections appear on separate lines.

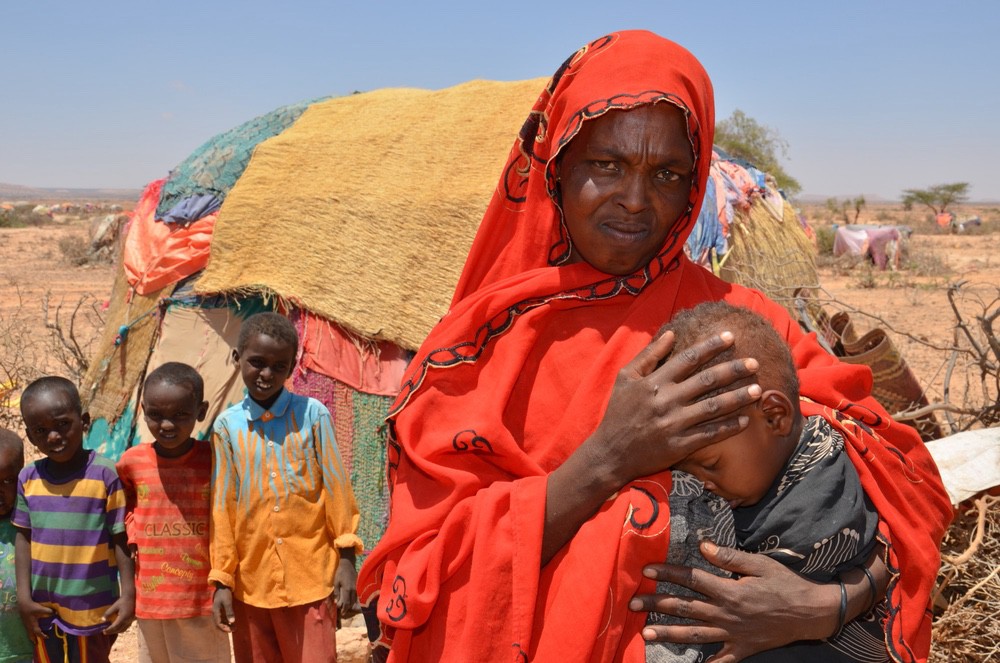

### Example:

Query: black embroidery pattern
xmin=385 ymin=575 xmax=408 ymax=623
xmin=628 ymin=485 xmax=660 ymax=530
xmin=512 ymin=643 xmax=529 ymax=662
xmin=452 ymin=429 xmax=494 ymax=453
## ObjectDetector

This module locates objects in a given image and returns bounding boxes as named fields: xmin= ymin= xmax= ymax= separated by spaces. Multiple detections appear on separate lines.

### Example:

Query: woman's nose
xmin=616 ymin=172 xmax=649 ymax=213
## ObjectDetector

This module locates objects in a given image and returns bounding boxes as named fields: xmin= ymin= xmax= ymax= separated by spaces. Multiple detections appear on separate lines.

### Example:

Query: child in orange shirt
xmin=209 ymin=312 xmax=362 ymax=663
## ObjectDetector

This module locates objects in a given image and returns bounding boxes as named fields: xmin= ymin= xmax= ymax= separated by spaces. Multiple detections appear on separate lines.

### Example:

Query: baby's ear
xmin=231 ymin=348 xmax=240 ymax=364
xmin=759 ymin=390 xmax=795 ymax=436
xmin=81 ymin=411 xmax=91 ymax=431
xmin=197 ymin=401 xmax=209 ymax=422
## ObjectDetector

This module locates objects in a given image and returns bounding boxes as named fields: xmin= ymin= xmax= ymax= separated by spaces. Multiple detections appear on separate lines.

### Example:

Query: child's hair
xmin=659 ymin=301 xmax=800 ymax=403
xmin=19 ymin=376 xmax=82 ymax=415
xmin=236 ymin=312 xmax=299 ymax=355
xmin=145 ymin=362 xmax=205 ymax=403
xmin=0 ymin=428 xmax=24 ymax=460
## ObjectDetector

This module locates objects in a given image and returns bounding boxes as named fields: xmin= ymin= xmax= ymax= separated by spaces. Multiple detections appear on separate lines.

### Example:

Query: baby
xmin=647 ymin=301 xmax=886 ymax=663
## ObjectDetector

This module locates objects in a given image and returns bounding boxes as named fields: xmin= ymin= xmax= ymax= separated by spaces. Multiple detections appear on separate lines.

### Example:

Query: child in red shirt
xmin=117 ymin=362 xmax=231 ymax=663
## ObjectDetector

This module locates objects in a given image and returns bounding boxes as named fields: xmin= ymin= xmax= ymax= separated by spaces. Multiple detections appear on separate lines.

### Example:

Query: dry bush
xmin=0 ymin=290 xmax=41 ymax=432
xmin=0 ymin=291 xmax=104 ymax=433
xmin=58 ymin=233 xmax=92 ymax=267
xmin=930 ymin=495 xmax=1000 ymax=662
xmin=42 ymin=292 xmax=104 ymax=382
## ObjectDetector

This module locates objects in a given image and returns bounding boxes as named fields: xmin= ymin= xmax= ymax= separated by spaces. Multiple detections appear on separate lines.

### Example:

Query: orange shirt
xmin=208 ymin=389 xmax=361 ymax=608
xmin=117 ymin=441 xmax=214 ymax=619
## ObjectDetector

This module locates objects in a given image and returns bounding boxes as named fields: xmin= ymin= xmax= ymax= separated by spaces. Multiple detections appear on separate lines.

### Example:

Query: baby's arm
xmin=103 ymin=532 xmax=135 ymax=634
xmin=14 ymin=528 xmax=52 ymax=642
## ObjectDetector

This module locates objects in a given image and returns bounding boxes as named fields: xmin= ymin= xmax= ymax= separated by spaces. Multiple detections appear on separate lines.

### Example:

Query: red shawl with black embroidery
xmin=357 ymin=30 xmax=951 ymax=663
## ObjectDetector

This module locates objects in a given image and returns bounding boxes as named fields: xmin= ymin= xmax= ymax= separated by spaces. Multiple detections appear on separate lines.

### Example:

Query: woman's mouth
xmin=603 ymin=221 xmax=649 ymax=242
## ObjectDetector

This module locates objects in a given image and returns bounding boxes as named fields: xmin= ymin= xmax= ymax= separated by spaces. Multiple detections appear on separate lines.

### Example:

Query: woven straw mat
xmin=195 ymin=78 xmax=547 ymax=351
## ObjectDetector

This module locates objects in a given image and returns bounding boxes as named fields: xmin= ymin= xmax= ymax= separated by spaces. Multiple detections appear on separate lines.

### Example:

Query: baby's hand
xmin=213 ymin=585 xmax=236 ymax=633
xmin=17 ymin=599 xmax=53 ymax=642
xmin=103 ymin=596 xmax=135 ymax=634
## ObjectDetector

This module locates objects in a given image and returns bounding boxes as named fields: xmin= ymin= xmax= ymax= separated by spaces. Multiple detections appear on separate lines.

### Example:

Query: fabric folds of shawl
xmin=357 ymin=30 xmax=951 ymax=663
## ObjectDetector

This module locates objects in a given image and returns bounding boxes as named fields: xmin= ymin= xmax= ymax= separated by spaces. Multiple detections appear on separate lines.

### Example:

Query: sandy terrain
xmin=1 ymin=205 xmax=997 ymax=660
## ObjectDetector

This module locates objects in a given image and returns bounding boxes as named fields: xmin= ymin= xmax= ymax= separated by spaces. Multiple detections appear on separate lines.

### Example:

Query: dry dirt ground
xmin=1 ymin=204 xmax=997 ymax=660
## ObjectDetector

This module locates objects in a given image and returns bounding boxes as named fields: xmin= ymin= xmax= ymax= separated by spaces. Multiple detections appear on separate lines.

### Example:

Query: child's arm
xmin=315 ymin=409 xmax=362 ymax=615
xmin=103 ymin=532 xmax=135 ymax=634
xmin=208 ymin=427 xmax=238 ymax=631
xmin=115 ymin=457 xmax=139 ymax=558
xmin=333 ymin=547 xmax=358 ymax=617
xmin=14 ymin=528 xmax=53 ymax=642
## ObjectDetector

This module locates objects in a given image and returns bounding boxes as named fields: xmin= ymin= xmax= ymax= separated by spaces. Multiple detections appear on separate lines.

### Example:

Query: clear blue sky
xmin=2 ymin=1 xmax=998 ymax=201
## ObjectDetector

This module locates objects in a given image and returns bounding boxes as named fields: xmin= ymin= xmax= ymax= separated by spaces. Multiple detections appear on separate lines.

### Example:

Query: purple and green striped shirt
xmin=12 ymin=450 xmax=126 ymax=636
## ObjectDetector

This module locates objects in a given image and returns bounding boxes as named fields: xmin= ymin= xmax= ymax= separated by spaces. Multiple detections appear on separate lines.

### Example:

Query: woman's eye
xmin=656 ymin=170 xmax=682 ymax=183
xmin=592 ymin=160 xmax=617 ymax=171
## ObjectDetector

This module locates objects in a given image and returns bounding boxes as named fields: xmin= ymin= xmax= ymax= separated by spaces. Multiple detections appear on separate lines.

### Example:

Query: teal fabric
xmin=0 ymin=520 xmax=33 ymax=663
xmin=155 ymin=97 xmax=328 ymax=219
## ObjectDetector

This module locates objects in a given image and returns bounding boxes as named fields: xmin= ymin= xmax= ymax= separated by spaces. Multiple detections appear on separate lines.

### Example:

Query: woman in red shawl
xmin=357 ymin=30 xmax=951 ymax=663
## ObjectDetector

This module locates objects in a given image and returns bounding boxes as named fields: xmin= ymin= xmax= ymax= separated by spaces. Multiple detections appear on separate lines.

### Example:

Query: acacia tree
xmin=901 ymin=182 xmax=969 ymax=215
xmin=826 ymin=195 xmax=866 ymax=223
xmin=715 ymin=109 xmax=801 ymax=196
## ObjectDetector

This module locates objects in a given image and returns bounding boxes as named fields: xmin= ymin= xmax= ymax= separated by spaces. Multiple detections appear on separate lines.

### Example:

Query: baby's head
xmin=0 ymin=429 xmax=24 ymax=520
xmin=142 ymin=362 xmax=208 ymax=457
xmin=19 ymin=376 xmax=89 ymax=468
xmin=659 ymin=301 xmax=802 ymax=509
xmin=233 ymin=312 xmax=298 ymax=408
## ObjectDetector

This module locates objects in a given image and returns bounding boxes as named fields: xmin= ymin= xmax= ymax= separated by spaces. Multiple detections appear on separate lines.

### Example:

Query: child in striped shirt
xmin=13 ymin=376 xmax=135 ymax=663
xmin=117 ymin=363 xmax=231 ymax=663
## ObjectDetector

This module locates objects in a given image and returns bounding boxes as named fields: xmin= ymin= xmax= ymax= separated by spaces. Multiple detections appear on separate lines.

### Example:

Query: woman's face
xmin=557 ymin=103 xmax=695 ymax=275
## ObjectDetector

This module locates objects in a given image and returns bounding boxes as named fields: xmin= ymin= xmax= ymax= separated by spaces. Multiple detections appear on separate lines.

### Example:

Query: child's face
xmin=0 ymin=447 xmax=22 ymax=519
xmin=21 ymin=390 xmax=89 ymax=466
xmin=672 ymin=408 xmax=789 ymax=509
xmin=142 ymin=381 xmax=208 ymax=456
xmin=234 ymin=333 xmax=296 ymax=407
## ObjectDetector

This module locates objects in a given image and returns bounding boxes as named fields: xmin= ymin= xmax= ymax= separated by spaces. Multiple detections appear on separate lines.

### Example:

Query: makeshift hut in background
xmin=82 ymin=79 xmax=821 ymax=555
xmin=832 ymin=224 xmax=911 ymax=271
xmin=684 ymin=148 xmax=818 ymax=311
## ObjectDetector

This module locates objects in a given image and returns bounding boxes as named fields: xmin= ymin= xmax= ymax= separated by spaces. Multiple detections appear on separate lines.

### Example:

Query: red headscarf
xmin=358 ymin=30 xmax=950 ymax=663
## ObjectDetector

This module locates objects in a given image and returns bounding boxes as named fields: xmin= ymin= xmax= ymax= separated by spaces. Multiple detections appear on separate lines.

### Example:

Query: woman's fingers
xmin=627 ymin=329 xmax=676 ymax=378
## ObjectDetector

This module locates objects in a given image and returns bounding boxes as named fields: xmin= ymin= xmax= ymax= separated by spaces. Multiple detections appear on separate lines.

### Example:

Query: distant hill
xmin=796 ymin=193 xmax=896 ymax=204
xmin=0 ymin=182 xmax=141 ymax=201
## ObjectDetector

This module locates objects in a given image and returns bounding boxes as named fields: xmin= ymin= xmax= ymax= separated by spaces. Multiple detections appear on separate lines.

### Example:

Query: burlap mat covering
xmin=195 ymin=78 xmax=547 ymax=351
xmin=81 ymin=266 xmax=172 ymax=425
xmin=719 ymin=198 xmax=818 ymax=315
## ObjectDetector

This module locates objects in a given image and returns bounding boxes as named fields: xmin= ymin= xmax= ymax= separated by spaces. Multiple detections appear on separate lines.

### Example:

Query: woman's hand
xmin=631 ymin=542 xmax=840 ymax=662
xmin=589 ymin=329 xmax=761 ymax=488
xmin=543 ymin=331 xmax=760 ymax=565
